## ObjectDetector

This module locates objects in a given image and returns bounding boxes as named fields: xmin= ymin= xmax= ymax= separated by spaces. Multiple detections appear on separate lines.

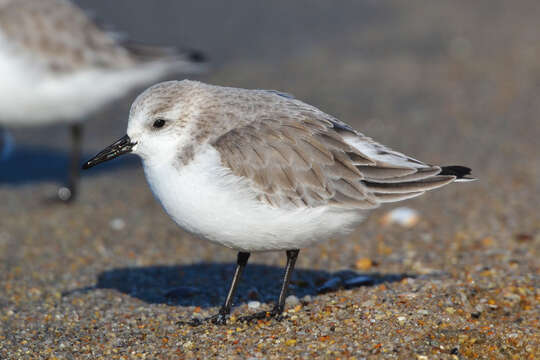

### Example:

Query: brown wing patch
xmin=213 ymin=108 xmax=378 ymax=209
xmin=210 ymin=89 xmax=457 ymax=209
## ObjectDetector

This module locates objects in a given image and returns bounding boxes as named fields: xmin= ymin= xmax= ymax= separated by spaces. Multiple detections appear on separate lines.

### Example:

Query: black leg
xmin=239 ymin=249 xmax=300 ymax=322
xmin=181 ymin=252 xmax=250 ymax=326
xmin=220 ymin=251 xmax=250 ymax=317
xmin=58 ymin=124 xmax=83 ymax=202
xmin=274 ymin=249 xmax=299 ymax=315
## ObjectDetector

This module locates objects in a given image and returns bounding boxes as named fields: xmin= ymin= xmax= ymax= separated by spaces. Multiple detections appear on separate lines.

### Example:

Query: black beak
xmin=82 ymin=135 xmax=136 ymax=170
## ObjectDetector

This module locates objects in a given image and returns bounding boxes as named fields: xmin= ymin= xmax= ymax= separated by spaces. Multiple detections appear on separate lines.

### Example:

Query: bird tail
xmin=439 ymin=165 xmax=476 ymax=182
xmin=123 ymin=42 xmax=208 ymax=73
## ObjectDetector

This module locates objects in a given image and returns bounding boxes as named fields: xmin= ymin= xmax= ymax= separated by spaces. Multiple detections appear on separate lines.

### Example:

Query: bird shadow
xmin=65 ymin=263 xmax=415 ymax=308
xmin=0 ymin=146 xmax=138 ymax=185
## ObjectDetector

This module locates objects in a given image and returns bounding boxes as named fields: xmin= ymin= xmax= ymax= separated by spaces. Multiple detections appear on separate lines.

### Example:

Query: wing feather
xmin=212 ymin=90 xmax=460 ymax=209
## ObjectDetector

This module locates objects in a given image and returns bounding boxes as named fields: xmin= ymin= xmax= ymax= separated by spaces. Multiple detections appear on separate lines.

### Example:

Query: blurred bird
xmin=0 ymin=0 xmax=206 ymax=201
xmin=83 ymin=80 xmax=475 ymax=324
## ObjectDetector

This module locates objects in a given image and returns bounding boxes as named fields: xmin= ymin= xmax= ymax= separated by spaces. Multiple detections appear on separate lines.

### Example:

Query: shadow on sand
xmin=0 ymin=146 xmax=139 ymax=185
xmin=65 ymin=263 xmax=413 ymax=308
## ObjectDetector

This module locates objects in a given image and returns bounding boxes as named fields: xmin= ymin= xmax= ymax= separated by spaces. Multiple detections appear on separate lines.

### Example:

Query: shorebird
xmin=83 ymin=80 xmax=474 ymax=324
xmin=0 ymin=0 xmax=205 ymax=201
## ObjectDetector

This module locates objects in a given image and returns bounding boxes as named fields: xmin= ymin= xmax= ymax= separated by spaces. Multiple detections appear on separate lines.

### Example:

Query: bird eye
xmin=152 ymin=119 xmax=166 ymax=129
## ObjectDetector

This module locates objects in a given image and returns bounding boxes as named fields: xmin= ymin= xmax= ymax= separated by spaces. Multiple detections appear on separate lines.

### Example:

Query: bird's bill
xmin=82 ymin=135 xmax=135 ymax=169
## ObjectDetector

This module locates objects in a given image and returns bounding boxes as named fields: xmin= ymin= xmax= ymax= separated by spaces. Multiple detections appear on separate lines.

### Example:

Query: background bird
xmin=0 ymin=0 xmax=206 ymax=201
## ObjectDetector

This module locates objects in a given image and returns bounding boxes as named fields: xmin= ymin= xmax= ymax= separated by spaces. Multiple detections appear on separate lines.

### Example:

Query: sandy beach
xmin=0 ymin=1 xmax=538 ymax=358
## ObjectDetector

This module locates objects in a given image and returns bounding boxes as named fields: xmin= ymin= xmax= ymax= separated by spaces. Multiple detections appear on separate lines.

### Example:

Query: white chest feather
xmin=142 ymin=145 xmax=364 ymax=252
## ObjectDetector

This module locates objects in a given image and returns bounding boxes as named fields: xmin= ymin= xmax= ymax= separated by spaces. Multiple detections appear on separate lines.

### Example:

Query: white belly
xmin=142 ymin=145 xmax=364 ymax=252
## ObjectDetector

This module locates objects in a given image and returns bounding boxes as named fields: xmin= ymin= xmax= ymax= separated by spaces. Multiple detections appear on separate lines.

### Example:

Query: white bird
xmin=83 ymin=80 xmax=475 ymax=324
xmin=0 ymin=0 xmax=206 ymax=200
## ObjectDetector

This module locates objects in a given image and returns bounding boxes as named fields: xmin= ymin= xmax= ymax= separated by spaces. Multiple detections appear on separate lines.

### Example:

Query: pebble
xmin=355 ymin=257 xmax=373 ymax=270
xmin=514 ymin=233 xmax=533 ymax=243
xmin=474 ymin=304 xmax=485 ymax=314
xmin=109 ymin=218 xmax=126 ymax=231
xmin=381 ymin=207 xmax=420 ymax=227
xmin=57 ymin=187 xmax=72 ymax=202
xmin=398 ymin=292 xmax=417 ymax=299
xmin=362 ymin=300 xmax=375 ymax=307
xmin=285 ymin=295 xmax=300 ymax=306
xmin=248 ymin=301 xmax=261 ymax=309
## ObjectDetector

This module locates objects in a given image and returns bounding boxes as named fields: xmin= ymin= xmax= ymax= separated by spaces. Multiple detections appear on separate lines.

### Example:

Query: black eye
xmin=152 ymin=119 xmax=166 ymax=128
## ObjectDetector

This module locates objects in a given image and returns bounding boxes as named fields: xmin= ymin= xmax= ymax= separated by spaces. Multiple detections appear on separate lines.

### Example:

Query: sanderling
xmin=83 ymin=80 xmax=475 ymax=324
xmin=0 ymin=0 xmax=206 ymax=201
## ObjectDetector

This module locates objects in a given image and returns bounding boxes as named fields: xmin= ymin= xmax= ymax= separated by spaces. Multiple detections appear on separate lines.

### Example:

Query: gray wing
xmin=213 ymin=94 xmax=456 ymax=209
